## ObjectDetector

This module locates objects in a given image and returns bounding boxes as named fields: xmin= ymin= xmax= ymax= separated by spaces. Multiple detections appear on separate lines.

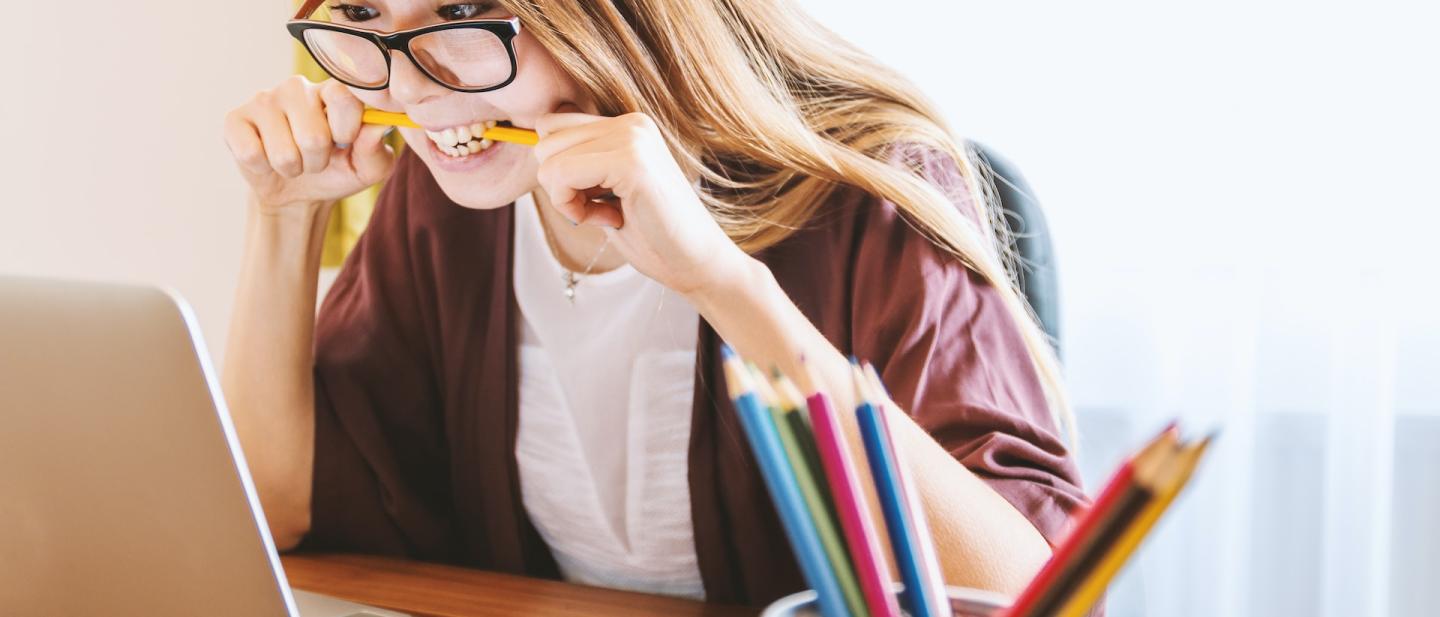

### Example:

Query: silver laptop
xmin=0 ymin=276 xmax=407 ymax=616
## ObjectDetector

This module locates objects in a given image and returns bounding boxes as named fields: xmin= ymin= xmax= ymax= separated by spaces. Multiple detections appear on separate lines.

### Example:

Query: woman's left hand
xmin=533 ymin=111 xmax=753 ymax=298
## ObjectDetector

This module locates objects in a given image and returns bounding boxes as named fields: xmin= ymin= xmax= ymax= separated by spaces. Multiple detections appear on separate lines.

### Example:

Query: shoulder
xmin=755 ymin=142 xmax=1004 ymax=344
xmin=762 ymin=142 xmax=987 ymax=281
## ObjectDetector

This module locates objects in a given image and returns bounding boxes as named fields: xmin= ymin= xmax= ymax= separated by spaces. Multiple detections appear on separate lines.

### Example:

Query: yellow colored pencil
xmin=1054 ymin=435 xmax=1213 ymax=617
xmin=361 ymin=109 xmax=539 ymax=146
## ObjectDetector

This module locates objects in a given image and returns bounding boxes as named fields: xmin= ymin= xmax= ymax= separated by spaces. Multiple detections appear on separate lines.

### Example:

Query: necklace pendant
xmin=561 ymin=270 xmax=578 ymax=304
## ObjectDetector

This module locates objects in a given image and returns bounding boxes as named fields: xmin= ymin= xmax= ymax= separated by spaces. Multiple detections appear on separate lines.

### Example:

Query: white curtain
xmin=803 ymin=1 xmax=1440 ymax=614
xmin=1067 ymin=262 xmax=1439 ymax=616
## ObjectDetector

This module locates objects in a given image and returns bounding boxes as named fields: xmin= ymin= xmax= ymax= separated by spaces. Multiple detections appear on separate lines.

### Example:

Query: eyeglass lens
xmin=303 ymin=27 xmax=511 ymax=90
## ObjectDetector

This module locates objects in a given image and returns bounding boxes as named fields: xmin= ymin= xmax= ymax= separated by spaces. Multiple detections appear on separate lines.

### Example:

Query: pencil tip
xmin=861 ymin=362 xmax=890 ymax=397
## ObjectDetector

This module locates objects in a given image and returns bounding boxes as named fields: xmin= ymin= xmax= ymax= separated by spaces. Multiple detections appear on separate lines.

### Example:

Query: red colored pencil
xmin=807 ymin=389 xmax=902 ymax=617
xmin=1001 ymin=425 xmax=1178 ymax=617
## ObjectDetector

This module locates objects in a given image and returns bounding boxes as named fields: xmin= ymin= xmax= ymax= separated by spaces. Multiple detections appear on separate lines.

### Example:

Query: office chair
xmin=968 ymin=141 xmax=1062 ymax=358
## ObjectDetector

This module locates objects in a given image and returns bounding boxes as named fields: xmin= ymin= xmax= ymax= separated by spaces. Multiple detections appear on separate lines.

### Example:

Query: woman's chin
xmin=439 ymin=183 xmax=530 ymax=210
xmin=410 ymin=135 xmax=536 ymax=210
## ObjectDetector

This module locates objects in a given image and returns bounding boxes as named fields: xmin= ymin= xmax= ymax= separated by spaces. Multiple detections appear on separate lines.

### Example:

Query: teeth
xmin=426 ymin=120 xmax=505 ymax=158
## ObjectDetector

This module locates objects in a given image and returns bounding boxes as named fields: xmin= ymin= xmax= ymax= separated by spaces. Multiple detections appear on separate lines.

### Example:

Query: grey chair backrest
xmin=968 ymin=141 xmax=1062 ymax=358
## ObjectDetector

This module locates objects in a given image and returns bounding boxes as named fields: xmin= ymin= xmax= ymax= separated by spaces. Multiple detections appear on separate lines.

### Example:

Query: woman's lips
xmin=423 ymin=132 xmax=508 ymax=173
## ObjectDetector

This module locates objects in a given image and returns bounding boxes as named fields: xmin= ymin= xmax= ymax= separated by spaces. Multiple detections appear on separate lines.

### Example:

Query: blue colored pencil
xmin=764 ymin=369 xmax=869 ymax=617
xmin=721 ymin=347 xmax=850 ymax=617
xmin=852 ymin=361 xmax=949 ymax=617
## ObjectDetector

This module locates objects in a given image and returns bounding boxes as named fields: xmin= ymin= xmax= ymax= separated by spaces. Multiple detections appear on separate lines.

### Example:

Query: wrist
xmin=248 ymin=193 xmax=332 ymax=233
xmin=249 ymin=191 xmax=334 ymax=220
xmin=686 ymin=251 xmax=771 ymax=315
xmin=243 ymin=195 xmax=335 ymax=266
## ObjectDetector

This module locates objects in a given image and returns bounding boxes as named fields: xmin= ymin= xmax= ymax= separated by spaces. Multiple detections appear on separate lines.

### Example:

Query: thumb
xmin=350 ymin=124 xmax=395 ymax=184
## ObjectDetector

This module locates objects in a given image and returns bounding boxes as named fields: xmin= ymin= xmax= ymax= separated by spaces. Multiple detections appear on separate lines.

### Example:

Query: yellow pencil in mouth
xmin=361 ymin=109 xmax=539 ymax=146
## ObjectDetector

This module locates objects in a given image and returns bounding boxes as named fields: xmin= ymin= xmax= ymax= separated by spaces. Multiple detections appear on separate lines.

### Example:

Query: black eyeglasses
xmin=286 ymin=18 xmax=521 ymax=93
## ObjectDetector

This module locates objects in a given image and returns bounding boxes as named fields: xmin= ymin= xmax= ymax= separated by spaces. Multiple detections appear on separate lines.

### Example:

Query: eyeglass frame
xmin=285 ymin=17 xmax=522 ymax=93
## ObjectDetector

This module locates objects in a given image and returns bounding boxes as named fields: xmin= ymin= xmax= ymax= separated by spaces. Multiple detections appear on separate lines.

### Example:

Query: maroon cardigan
xmin=299 ymin=146 xmax=1088 ymax=607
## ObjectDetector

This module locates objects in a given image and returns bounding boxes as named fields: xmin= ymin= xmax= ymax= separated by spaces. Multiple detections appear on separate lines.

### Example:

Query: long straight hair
xmin=503 ymin=0 xmax=1076 ymax=444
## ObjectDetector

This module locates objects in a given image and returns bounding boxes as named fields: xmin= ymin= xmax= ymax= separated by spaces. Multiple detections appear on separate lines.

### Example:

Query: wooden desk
xmin=282 ymin=553 xmax=759 ymax=617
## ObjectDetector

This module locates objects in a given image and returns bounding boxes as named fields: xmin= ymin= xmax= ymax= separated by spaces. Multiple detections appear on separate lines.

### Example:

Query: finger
xmin=223 ymin=111 xmax=275 ymax=178
xmin=576 ymin=195 xmax=624 ymax=229
xmin=532 ymin=121 xmax=619 ymax=165
xmin=353 ymin=122 xmax=390 ymax=154
xmin=251 ymin=105 xmax=305 ymax=178
xmin=534 ymin=111 xmax=606 ymax=139
xmin=529 ymin=120 xmax=619 ymax=166
xmin=349 ymin=123 xmax=396 ymax=185
xmin=536 ymin=148 xmax=626 ymax=222
xmin=534 ymin=118 xmax=647 ymax=172
xmin=282 ymin=86 xmax=335 ymax=175
xmin=319 ymin=80 xmax=363 ymax=147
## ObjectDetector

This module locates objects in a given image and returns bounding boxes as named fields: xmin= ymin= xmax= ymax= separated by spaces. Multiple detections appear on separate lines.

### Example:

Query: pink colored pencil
xmin=807 ymin=390 xmax=903 ymax=617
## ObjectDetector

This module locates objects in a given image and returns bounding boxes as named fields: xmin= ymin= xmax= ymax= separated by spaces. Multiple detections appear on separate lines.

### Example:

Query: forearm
xmin=221 ymin=198 xmax=332 ymax=548
xmin=688 ymin=256 xmax=1051 ymax=594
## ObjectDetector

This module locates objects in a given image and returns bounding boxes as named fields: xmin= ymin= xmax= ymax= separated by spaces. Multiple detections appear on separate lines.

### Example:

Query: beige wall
xmin=0 ymin=2 xmax=293 ymax=362
xmin=3 ymin=0 xmax=1434 ymax=379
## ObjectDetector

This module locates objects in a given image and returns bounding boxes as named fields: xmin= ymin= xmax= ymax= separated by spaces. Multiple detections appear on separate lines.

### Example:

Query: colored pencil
xmin=716 ymin=345 xmax=1211 ymax=617
xmin=361 ymin=108 xmax=539 ymax=145
xmin=720 ymin=348 xmax=848 ymax=617
xmin=861 ymin=363 xmax=950 ymax=617
xmin=1022 ymin=433 xmax=1174 ymax=617
xmin=805 ymin=384 xmax=903 ymax=617
xmin=852 ymin=362 xmax=947 ymax=617
xmin=772 ymin=372 xmax=838 ymax=513
xmin=758 ymin=367 xmax=868 ymax=617
xmin=1003 ymin=425 xmax=1179 ymax=617
xmin=1054 ymin=434 xmax=1214 ymax=617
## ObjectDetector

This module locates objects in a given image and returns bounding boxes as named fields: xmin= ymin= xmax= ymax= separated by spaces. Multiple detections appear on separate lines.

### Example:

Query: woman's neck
xmin=529 ymin=190 xmax=629 ymax=274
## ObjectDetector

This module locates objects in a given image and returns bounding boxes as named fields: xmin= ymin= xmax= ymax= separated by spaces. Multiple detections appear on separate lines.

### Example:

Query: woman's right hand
xmin=223 ymin=76 xmax=395 ymax=212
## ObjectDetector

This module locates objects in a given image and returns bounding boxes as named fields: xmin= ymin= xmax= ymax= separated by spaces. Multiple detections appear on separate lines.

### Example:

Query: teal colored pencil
xmin=721 ymin=350 xmax=849 ymax=617
xmin=756 ymin=366 xmax=869 ymax=617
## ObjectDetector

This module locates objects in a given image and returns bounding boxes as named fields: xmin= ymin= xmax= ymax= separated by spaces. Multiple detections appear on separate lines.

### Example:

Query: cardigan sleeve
xmin=297 ymin=151 xmax=456 ymax=558
xmin=849 ymin=147 xmax=1088 ymax=547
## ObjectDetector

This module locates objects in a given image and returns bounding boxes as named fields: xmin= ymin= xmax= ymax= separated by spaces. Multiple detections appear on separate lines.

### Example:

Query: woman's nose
xmin=385 ymin=50 xmax=447 ymax=106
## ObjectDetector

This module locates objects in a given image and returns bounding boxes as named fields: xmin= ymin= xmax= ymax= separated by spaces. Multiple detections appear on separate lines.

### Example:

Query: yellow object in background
xmin=294 ymin=1 xmax=401 ymax=268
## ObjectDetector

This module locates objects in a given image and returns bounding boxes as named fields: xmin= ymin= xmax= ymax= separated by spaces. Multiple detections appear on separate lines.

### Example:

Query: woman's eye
xmin=437 ymin=3 xmax=490 ymax=20
xmin=328 ymin=3 xmax=379 ymax=22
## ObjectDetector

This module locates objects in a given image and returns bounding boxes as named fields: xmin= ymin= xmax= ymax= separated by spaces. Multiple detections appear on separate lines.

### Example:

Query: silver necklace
xmin=538 ymin=210 xmax=611 ymax=304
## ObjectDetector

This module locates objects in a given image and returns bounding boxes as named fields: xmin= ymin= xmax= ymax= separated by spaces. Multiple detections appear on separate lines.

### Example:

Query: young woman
xmin=221 ymin=0 xmax=1087 ymax=605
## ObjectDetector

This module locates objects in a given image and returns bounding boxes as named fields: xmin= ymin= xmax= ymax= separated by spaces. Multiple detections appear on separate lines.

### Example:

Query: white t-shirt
xmin=512 ymin=192 xmax=705 ymax=599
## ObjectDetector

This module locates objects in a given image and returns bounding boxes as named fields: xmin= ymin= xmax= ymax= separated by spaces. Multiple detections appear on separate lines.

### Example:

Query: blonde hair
xmin=504 ymin=0 xmax=1076 ymax=444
